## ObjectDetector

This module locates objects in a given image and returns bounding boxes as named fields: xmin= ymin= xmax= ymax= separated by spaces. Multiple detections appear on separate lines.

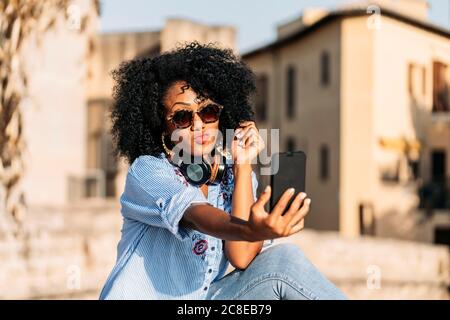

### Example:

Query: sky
xmin=99 ymin=0 xmax=450 ymax=53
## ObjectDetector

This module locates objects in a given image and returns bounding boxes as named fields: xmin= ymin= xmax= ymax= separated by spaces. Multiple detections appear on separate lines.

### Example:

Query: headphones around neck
xmin=162 ymin=133 xmax=231 ymax=187
xmin=176 ymin=153 xmax=227 ymax=186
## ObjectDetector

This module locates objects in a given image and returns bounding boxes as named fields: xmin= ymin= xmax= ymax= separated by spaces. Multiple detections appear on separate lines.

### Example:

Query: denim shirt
xmin=99 ymin=152 xmax=273 ymax=300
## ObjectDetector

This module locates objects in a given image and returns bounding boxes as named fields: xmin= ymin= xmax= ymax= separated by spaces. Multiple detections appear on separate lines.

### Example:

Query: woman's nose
xmin=191 ymin=112 xmax=204 ymax=131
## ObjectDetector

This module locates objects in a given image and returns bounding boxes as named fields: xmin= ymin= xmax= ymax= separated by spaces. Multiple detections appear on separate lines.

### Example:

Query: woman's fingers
xmin=252 ymin=185 xmax=271 ymax=212
xmin=270 ymin=188 xmax=295 ymax=219
xmin=243 ymin=132 xmax=259 ymax=149
xmin=238 ymin=120 xmax=255 ymax=128
xmin=288 ymin=219 xmax=305 ymax=235
xmin=235 ymin=121 xmax=256 ymax=136
xmin=282 ymin=192 xmax=306 ymax=220
xmin=236 ymin=126 xmax=257 ymax=147
xmin=286 ymin=198 xmax=311 ymax=231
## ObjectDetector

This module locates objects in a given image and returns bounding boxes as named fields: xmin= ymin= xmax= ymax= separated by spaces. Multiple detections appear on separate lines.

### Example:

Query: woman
xmin=99 ymin=42 xmax=346 ymax=300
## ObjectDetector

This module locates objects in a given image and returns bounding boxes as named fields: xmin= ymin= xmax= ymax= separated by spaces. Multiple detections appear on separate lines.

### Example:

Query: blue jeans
xmin=206 ymin=243 xmax=347 ymax=300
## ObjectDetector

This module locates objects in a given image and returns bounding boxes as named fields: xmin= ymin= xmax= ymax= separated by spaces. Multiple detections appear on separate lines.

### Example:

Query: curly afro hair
xmin=110 ymin=41 xmax=257 ymax=165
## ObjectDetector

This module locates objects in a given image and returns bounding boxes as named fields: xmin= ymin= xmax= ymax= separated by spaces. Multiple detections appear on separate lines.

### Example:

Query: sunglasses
xmin=166 ymin=104 xmax=224 ymax=129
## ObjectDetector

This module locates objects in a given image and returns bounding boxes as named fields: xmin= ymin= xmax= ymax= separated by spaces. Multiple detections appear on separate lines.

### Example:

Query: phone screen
xmin=269 ymin=151 xmax=307 ymax=214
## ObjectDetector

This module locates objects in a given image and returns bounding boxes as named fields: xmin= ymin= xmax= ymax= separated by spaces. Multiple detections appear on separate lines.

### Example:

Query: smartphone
xmin=269 ymin=150 xmax=307 ymax=214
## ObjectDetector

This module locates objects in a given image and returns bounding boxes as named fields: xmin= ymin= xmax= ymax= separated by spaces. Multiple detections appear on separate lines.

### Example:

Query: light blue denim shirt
xmin=99 ymin=152 xmax=273 ymax=300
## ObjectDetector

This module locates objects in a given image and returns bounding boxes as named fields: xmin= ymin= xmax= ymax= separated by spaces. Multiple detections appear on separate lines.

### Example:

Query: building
xmin=20 ymin=0 xmax=99 ymax=208
xmin=242 ymin=0 xmax=450 ymax=243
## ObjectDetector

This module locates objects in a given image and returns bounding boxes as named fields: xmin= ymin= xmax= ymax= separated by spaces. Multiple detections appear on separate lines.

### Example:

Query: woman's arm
xmin=180 ymin=203 xmax=256 ymax=242
xmin=224 ymin=163 xmax=264 ymax=269
xmin=182 ymin=120 xmax=311 ymax=269
xmin=181 ymin=181 xmax=311 ymax=259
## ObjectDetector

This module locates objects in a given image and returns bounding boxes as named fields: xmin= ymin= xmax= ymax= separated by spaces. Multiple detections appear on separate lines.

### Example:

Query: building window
xmin=408 ymin=63 xmax=414 ymax=96
xmin=286 ymin=137 xmax=296 ymax=152
xmin=255 ymin=74 xmax=268 ymax=122
xmin=432 ymin=61 xmax=449 ymax=112
xmin=86 ymin=99 xmax=118 ymax=198
xmin=319 ymin=145 xmax=329 ymax=181
xmin=431 ymin=150 xmax=446 ymax=182
xmin=320 ymin=51 xmax=330 ymax=86
xmin=434 ymin=227 xmax=450 ymax=246
xmin=422 ymin=66 xmax=426 ymax=96
xmin=286 ymin=65 xmax=296 ymax=118
xmin=409 ymin=159 xmax=420 ymax=180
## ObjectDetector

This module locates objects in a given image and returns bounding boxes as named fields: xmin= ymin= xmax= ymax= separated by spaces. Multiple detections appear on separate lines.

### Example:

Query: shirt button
xmin=208 ymin=269 xmax=212 ymax=273
xmin=203 ymin=286 xmax=208 ymax=291
xmin=211 ymin=247 xmax=215 ymax=251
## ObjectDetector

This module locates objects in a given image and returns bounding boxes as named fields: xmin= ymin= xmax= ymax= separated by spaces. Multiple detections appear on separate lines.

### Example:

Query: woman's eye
xmin=173 ymin=110 xmax=190 ymax=119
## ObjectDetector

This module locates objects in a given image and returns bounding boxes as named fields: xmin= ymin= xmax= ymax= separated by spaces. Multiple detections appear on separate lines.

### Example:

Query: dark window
xmin=432 ymin=61 xmax=449 ymax=112
xmin=286 ymin=137 xmax=296 ymax=152
xmin=409 ymin=159 xmax=420 ymax=180
xmin=434 ymin=228 xmax=450 ymax=247
xmin=431 ymin=150 xmax=446 ymax=182
xmin=359 ymin=203 xmax=375 ymax=236
xmin=319 ymin=145 xmax=329 ymax=181
xmin=286 ymin=65 xmax=296 ymax=118
xmin=255 ymin=74 xmax=268 ymax=122
xmin=320 ymin=51 xmax=330 ymax=86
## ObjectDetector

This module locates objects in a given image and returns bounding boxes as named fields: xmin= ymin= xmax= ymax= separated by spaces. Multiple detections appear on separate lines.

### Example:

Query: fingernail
xmin=264 ymin=185 xmax=270 ymax=193
xmin=288 ymin=188 xmax=295 ymax=194
xmin=300 ymin=192 xmax=307 ymax=199
xmin=305 ymin=198 xmax=311 ymax=204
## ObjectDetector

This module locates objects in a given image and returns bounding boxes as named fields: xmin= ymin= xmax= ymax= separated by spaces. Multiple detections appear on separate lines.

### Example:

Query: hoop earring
xmin=161 ymin=132 xmax=174 ymax=157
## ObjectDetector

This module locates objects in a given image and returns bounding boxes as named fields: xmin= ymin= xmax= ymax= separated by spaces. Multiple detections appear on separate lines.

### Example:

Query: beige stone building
xmin=243 ymin=0 xmax=450 ymax=243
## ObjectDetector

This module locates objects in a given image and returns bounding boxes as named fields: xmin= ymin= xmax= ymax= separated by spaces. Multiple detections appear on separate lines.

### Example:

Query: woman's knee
xmin=256 ymin=243 xmax=331 ymax=283
xmin=261 ymin=243 xmax=308 ymax=265
xmin=248 ymin=243 xmax=310 ymax=275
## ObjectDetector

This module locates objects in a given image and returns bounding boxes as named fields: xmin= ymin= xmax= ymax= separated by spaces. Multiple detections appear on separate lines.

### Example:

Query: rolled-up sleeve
xmin=120 ymin=156 xmax=208 ymax=241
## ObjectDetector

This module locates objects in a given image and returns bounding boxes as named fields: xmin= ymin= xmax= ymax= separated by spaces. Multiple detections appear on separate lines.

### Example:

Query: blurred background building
xmin=1 ymin=0 xmax=449 ymax=299
xmin=243 ymin=0 xmax=450 ymax=245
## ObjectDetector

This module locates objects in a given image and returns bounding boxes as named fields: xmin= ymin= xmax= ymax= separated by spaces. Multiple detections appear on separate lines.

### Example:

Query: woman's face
xmin=163 ymin=81 xmax=221 ymax=159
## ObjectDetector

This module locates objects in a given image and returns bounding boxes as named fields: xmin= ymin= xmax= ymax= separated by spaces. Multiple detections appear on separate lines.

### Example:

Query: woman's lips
xmin=194 ymin=134 xmax=211 ymax=144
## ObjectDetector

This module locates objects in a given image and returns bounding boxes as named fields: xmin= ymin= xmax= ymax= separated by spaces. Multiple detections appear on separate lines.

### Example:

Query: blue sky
xmin=100 ymin=0 xmax=450 ymax=53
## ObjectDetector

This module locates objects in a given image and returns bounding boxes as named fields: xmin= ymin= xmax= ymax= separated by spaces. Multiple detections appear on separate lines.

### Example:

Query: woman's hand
xmin=231 ymin=121 xmax=265 ymax=165
xmin=245 ymin=185 xmax=311 ymax=241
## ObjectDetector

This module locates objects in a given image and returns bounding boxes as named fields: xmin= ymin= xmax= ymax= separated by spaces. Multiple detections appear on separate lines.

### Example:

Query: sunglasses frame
xmin=166 ymin=103 xmax=224 ymax=129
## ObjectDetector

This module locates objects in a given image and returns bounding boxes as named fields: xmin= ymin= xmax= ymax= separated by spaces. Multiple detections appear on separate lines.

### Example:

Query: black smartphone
xmin=269 ymin=150 xmax=307 ymax=214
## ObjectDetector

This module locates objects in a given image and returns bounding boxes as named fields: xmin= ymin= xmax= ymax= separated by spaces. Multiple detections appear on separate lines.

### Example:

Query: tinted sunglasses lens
xmin=172 ymin=110 xmax=192 ymax=128
xmin=199 ymin=105 xmax=221 ymax=123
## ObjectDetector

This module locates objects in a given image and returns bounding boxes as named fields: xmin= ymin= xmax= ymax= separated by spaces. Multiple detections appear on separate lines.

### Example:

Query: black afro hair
xmin=110 ymin=41 xmax=257 ymax=165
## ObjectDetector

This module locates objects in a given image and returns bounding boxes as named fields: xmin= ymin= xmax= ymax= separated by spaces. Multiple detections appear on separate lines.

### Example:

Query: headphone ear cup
xmin=213 ymin=163 xmax=227 ymax=184
xmin=208 ymin=155 xmax=228 ymax=185
xmin=179 ymin=159 xmax=212 ymax=186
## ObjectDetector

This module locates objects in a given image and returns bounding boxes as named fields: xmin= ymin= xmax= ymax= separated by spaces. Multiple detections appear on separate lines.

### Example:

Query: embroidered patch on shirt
xmin=192 ymin=239 xmax=208 ymax=255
